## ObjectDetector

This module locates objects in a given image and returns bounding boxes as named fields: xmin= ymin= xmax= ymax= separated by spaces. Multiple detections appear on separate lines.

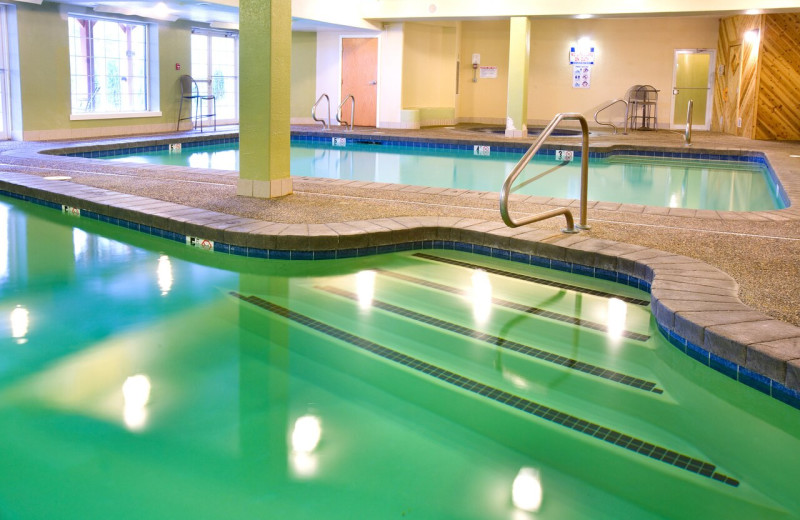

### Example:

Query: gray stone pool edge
xmin=1 ymin=170 xmax=798 ymax=411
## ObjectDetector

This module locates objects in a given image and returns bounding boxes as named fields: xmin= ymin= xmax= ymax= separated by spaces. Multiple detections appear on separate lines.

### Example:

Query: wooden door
xmin=341 ymin=38 xmax=378 ymax=127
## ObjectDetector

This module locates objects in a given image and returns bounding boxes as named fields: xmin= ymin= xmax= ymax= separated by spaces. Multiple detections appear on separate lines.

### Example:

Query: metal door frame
xmin=669 ymin=49 xmax=716 ymax=131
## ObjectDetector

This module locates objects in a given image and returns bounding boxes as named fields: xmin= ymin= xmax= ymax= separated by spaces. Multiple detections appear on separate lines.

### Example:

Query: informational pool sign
xmin=569 ymin=46 xmax=595 ymax=65
xmin=479 ymin=66 xmax=498 ymax=79
xmin=573 ymin=65 xmax=591 ymax=88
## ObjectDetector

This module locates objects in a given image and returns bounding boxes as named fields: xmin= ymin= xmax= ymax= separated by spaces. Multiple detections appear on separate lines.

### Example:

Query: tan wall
xmin=291 ymin=32 xmax=317 ymax=119
xmin=458 ymin=20 xmax=510 ymax=122
xmin=457 ymin=17 xmax=719 ymax=127
xmin=16 ymin=3 xmax=193 ymax=140
xmin=401 ymin=22 xmax=457 ymax=109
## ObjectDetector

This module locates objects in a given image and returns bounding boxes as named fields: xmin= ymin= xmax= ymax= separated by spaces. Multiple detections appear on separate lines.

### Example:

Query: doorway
xmin=341 ymin=37 xmax=378 ymax=127
xmin=670 ymin=49 xmax=715 ymax=130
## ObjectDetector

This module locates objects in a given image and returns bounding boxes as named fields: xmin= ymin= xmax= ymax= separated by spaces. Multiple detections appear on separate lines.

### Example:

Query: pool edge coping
xmin=1 ymin=170 xmax=798 ymax=411
xmin=20 ymin=129 xmax=800 ymax=218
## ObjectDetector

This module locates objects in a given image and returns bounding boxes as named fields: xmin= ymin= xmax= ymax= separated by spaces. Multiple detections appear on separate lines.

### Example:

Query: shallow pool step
xmin=411 ymin=252 xmax=650 ymax=307
xmin=231 ymin=290 xmax=739 ymax=489
xmin=317 ymin=284 xmax=661 ymax=394
xmin=375 ymin=267 xmax=650 ymax=342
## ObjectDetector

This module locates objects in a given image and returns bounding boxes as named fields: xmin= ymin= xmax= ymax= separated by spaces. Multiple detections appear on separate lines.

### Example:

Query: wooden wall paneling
xmin=755 ymin=13 xmax=800 ymax=140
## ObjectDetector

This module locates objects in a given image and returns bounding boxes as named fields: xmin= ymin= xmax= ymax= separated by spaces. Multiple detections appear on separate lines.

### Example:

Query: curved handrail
xmin=311 ymin=93 xmax=331 ymax=130
xmin=594 ymin=98 xmax=628 ymax=134
xmin=500 ymin=113 xmax=590 ymax=233
xmin=684 ymin=99 xmax=694 ymax=146
xmin=336 ymin=94 xmax=355 ymax=131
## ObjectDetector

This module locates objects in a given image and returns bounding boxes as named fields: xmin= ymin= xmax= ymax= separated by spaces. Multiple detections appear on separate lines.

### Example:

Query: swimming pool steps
xmin=411 ymin=252 xmax=650 ymax=306
xmin=1 ymin=171 xmax=798 ymax=413
xmin=231 ymin=290 xmax=739 ymax=488
xmin=317 ymin=284 xmax=660 ymax=393
xmin=374 ymin=268 xmax=650 ymax=342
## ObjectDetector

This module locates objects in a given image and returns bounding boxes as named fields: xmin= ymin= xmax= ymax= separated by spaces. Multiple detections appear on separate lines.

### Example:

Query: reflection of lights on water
xmin=10 ymin=305 xmax=29 ymax=344
xmin=73 ymin=228 xmax=89 ymax=261
xmin=668 ymin=194 xmax=679 ymax=208
xmin=291 ymin=450 xmax=318 ymax=477
xmin=502 ymin=368 xmax=530 ymax=390
xmin=512 ymin=467 xmax=543 ymax=512
xmin=122 ymin=374 xmax=151 ymax=431
xmin=292 ymin=415 xmax=322 ymax=453
xmin=157 ymin=255 xmax=173 ymax=295
xmin=0 ymin=204 xmax=7 ymax=283
xmin=606 ymin=298 xmax=628 ymax=341
xmin=470 ymin=270 xmax=492 ymax=325
xmin=355 ymin=270 xmax=376 ymax=310
xmin=290 ymin=415 xmax=322 ymax=478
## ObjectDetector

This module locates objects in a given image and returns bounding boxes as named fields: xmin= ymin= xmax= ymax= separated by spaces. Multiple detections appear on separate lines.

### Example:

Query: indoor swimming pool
xmin=100 ymin=140 xmax=786 ymax=212
xmin=1 ymin=195 xmax=798 ymax=519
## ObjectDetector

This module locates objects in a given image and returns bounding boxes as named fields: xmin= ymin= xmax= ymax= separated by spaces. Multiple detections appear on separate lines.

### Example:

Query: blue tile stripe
xmin=233 ymin=290 xmax=739 ymax=488
xmin=656 ymin=323 xmax=800 ymax=411
xmin=1 ymin=187 xmax=797 ymax=412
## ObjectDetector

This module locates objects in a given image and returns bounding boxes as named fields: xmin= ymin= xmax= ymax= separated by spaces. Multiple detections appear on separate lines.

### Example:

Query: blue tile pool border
xmin=1 ymin=185 xmax=797 ymax=412
xmin=52 ymin=132 xmax=788 ymax=209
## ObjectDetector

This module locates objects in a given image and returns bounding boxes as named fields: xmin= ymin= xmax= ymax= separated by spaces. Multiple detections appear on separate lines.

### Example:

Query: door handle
xmin=368 ymin=80 xmax=377 ymax=85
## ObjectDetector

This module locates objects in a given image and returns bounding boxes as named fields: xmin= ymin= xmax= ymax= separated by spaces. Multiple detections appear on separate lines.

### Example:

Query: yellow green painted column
xmin=237 ymin=0 xmax=292 ymax=198
xmin=505 ymin=17 xmax=530 ymax=138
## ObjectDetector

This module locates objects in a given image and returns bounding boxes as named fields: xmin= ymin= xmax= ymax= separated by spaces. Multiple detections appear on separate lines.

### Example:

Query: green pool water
xmin=0 ymin=196 xmax=799 ymax=519
xmin=106 ymin=141 xmax=785 ymax=212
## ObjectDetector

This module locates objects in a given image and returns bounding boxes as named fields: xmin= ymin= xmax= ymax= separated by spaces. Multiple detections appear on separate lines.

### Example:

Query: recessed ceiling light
xmin=575 ymin=14 xmax=594 ymax=19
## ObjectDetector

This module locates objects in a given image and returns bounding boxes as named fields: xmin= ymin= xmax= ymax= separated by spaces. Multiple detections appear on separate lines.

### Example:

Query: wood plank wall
xmin=711 ymin=15 xmax=763 ymax=139
xmin=755 ymin=13 xmax=800 ymax=140
xmin=712 ymin=13 xmax=800 ymax=140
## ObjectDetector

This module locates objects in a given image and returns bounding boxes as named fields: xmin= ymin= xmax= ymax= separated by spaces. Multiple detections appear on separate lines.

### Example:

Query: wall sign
xmin=573 ymin=65 xmax=591 ymax=89
xmin=569 ymin=46 xmax=595 ymax=65
xmin=479 ymin=66 xmax=497 ymax=79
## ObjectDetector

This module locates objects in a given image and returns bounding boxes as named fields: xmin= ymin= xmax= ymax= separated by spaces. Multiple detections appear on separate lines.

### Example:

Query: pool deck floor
xmin=1 ymin=124 xmax=800 ymax=399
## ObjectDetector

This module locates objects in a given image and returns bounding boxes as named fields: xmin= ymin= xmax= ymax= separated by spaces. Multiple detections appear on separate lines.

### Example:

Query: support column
xmin=237 ymin=0 xmax=292 ymax=198
xmin=505 ymin=17 xmax=530 ymax=138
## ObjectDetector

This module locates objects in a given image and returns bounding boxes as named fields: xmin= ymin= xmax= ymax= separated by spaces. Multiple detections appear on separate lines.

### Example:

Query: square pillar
xmin=237 ymin=0 xmax=293 ymax=198
xmin=505 ymin=17 xmax=530 ymax=138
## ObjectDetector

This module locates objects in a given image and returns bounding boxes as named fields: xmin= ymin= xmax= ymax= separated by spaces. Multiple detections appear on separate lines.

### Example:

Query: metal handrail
xmin=594 ymin=98 xmax=628 ymax=134
xmin=500 ymin=113 xmax=591 ymax=233
xmin=684 ymin=99 xmax=694 ymax=146
xmin=311 ymin=93 xmax=331 ymax=130
xmin=336 ymin=94 xmax=355 ymax=131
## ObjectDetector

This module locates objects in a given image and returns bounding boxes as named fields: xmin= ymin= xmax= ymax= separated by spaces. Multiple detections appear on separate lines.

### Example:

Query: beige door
xmin=671 ymin=50 xmax=715 ymax=130
xmin=341 ymin=38 xmax=378 ymax=127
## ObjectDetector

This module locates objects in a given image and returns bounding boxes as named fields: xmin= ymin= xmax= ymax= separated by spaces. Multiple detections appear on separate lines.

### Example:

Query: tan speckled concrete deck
xmin=0 ymin=125 xmax=799 ymax=401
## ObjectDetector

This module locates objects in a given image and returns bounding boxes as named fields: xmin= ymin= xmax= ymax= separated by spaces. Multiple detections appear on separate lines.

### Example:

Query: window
xmin=68 ymin=15 xmax=149 ymax=114
xmin=191 ymin=29 xmax=238 ymax=122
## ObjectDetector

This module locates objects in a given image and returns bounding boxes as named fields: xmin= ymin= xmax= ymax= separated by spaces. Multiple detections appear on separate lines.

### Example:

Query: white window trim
xmin=67 ymin=13 xmax=156 ymax=116
xmin=70 ymin=111 xmax=162 ymax=121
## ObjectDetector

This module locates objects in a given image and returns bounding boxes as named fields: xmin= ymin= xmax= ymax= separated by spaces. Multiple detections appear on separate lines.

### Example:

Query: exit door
xmin=671 ymin=49 xmax=715 ymax=130
xmin=341 ymin=38 xmax=377 ymax=127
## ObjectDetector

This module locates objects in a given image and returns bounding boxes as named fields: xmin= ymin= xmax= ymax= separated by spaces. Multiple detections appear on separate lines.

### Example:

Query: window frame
xmin=67 ymin=13 xmax=161 ymax=120
xmin=190 ymin=27 xmax=239 ymax=124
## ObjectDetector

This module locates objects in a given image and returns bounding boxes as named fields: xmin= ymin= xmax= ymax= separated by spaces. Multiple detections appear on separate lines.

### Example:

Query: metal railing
xmin=684 ymin=99 xmax=694 ymax=146
xmin=500 ymin=113 xmax=591 ymax=233
xmin=336 ymin=94 xmax=355 ymax=131
xmin=593 ymin=98 xmax=628 ymax=134
xmin=311 ymin=93 xmax=331 ymax=130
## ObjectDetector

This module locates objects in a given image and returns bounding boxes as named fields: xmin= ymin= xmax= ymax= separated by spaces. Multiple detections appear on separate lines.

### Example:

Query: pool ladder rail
xmin=594 ymin=98 xmax=628 ymax=135
xmin=336 ymin=94 xmax=355 ymax=131
xmin=684 ymin=99 xmax=694 ymax=146
xmin=312 ymin=93 xmax=331 ymax=130
xmin=500 ymin=113 xmax=591 ymax=234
